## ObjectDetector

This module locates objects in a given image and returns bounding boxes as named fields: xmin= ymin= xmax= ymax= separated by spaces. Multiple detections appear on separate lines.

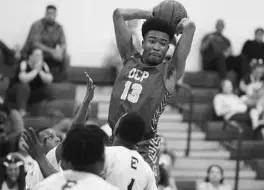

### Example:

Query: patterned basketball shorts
xmin=136 ymin=135 xmax=161 ymax=183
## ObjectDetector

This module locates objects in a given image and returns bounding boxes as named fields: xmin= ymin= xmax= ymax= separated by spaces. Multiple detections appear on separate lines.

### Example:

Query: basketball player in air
xmin=108 ymin=8 xmax=196 ymax=181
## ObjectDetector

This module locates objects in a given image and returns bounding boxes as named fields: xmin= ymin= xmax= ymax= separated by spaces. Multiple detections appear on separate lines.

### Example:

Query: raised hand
xmin=22 ymin=127 xmax=46 ymax=159
xmin=84 ymin=71 xmax=95 ymax=102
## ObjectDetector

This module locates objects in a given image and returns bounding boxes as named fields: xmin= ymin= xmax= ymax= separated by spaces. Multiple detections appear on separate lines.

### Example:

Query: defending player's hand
xmin=84 ymin=71 xmax=95 ymax=102
xmin=22 ymin=127 xmax=46 ymax=159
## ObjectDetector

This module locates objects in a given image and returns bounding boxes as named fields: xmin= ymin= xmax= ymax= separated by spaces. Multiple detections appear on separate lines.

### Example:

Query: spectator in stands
xmin=5 ymin=48 xmax=54 ymax=117
xmin=200 ymin=19 xmax=247 ymax=81
xmin=0 ymin=41 xmax=22 ymax=80
xmin=241 ymin=28 xmax=264 ymax=71
xmin=0 ymin=103 xmax=24 ymax=159
xmin=240 ymin=62 xmax=264 ymax=107
xmin=159 ymin=135 xmax=177 ymax=190
xmin=0 ymin=153 xmax=26 ymax=190
xmin=213 ymin=79 xmax=260 ymax=131
xmin=198 ymin=165 xmax=231 ymax=190
xmin=0 ymin=41 xmax=21 ymax=66
xmin=240 ymin=62 xmax=264 ymax=96
xmin=22 ymin=5 xmax=70 ymax=82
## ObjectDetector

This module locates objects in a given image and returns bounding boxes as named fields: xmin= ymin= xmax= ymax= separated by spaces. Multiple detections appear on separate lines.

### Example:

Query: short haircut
xmin=61 ymin=124 xmax=105 ymax=171
xmin=255 ymin=27 xmax=264 ymax=34
xmin=141 ymin=17 xmax=174 ymax=42
xmin=116 ymin=112 xmax=145 ymax=144
xmin=46 ymin=5 xmax=57 ymax=11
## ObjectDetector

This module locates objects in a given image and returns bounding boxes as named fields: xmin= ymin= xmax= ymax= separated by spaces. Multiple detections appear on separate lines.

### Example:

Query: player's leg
xmin=136 ymin=135 xmax=161 ymax=183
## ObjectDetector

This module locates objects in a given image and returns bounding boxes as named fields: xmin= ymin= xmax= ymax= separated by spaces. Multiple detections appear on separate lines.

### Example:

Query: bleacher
xmin=1 ymin=66 xmax=264 ymax=190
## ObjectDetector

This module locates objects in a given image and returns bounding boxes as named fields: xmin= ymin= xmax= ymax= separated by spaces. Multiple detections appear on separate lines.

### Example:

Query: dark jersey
xmin=108 ymin=53 xmax=173 ymax=137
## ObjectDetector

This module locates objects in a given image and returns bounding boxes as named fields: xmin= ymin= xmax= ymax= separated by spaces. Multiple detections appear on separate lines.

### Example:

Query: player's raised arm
xmin=71 ymin=71 xmax=95 ymax=126
xmin=168 ymin=18 xmax=196 ymax=82
xmin=113 ymin=8 xmax=152 ymax=60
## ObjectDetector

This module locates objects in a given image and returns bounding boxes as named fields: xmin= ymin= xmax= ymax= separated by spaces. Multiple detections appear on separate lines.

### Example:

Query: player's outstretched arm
xmin=166 ymin=18 xmax=196 ymax=88
xmin=113 ymin=8 xmax=152 ymax=60
xmin=71 ymin=71 xmax=95 ymax=127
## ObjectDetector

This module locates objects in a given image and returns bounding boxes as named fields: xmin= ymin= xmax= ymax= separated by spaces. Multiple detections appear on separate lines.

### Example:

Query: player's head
xmin=113 ymin=112 xmax=145 ymax=146
xmin=45 ymin=5 xmax=57 ymax=24
xmin=215 ymin=19 xmax=225 ymax=34
xmin=141 ymin=17 xmax=174 ymax=66
xmin=255 ymin=28 xmax=264 ymax=43
xmin=38 ymin=128 xmax=61 ymax=153
xmin=61 ymin=124 xmax=105 ymax=175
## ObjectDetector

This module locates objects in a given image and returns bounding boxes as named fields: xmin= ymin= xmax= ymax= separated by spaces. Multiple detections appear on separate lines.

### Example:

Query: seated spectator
xmin=0 ymin=41 xmax=22 ymax=79
xmin=239 ymin=62 xmax=264 ymax=108
xmin=5 ymin=48 xmax=54 ymax=117
xmin=240 ymin=62 xmax=264 ymax=95
xmin=241 ymin=28 xmax=264 ymax=70
xmin=200 ymin=19 xmax=247 ymax=81
xmin=21 ymin=5 xmax=70 ymax=82
xmin=213 ymin=79 xmax=259 ymax=130
xmin=0 ymin=153 xmax=26 ymax=190
xmin=197 ymin=165 xmax=232 ymax=190
xmin=0 ymin=41 xmax=21 ymax=66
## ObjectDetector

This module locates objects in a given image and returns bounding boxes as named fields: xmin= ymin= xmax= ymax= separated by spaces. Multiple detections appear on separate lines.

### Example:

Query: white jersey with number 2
xmin=104 ymin=146 xmax=157 ymax=190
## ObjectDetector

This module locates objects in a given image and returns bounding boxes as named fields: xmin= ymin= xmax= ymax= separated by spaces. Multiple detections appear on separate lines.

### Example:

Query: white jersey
xmin=33 ymin=170 xmax=118 ymax=190
xmin=103 ymin=146 xmax=157 ymax=190
xmin=24 ymin=156 xmax=44 ymax=190
xmin=46 ymin=146 xmax=62 ymax=171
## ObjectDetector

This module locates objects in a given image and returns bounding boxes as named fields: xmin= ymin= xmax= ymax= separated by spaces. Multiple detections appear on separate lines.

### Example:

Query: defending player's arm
xmin=113 ymin=8 xmax=152 ymax=61
xmin=166 ymin=18 xmax=196 ymax=90
xmin=23 ymin=128 xmax=58 ymax=178
xmin=71 ymin=71 xmax=95 ymax=126
xmin=52 ymin=72 xmax=95 ymax=166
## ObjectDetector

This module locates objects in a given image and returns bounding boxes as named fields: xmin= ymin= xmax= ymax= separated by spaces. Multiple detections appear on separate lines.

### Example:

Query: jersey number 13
xmin=121 ymin=81 xmax=143 ymax=103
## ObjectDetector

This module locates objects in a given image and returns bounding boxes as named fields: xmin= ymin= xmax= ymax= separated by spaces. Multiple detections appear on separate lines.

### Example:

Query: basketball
xmin=153 ymin=0 xmax=188 ymax=33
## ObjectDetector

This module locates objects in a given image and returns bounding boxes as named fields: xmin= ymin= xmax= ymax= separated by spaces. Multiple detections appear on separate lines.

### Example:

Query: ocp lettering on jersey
xmin=128 ymin=68 xmax=149 ymax=82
